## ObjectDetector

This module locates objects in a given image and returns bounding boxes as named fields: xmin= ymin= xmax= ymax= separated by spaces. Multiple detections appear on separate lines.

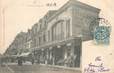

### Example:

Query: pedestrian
xmin=31 ymin=59 xmax=34 ymax=64
xmin=17 ymin=57 xmax=23 ymax=66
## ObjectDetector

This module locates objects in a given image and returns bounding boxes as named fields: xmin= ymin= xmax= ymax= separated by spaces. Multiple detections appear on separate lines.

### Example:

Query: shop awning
xmin=19 ymin=52 xmax=31 ymax=57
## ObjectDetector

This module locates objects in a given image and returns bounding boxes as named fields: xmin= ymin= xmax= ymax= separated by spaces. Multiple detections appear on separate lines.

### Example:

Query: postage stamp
xmin=94 ymin=26 xmax=111 ymax=45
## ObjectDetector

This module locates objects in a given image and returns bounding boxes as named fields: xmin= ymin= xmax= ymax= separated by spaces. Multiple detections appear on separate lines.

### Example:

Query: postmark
xmin=93 ymin=18 xmax=111 ymax=45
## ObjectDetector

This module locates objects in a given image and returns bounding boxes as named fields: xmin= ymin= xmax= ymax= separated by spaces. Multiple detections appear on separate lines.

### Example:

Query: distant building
xmin=5 ymin=32 xmax=27 ymax=55
xmin=0 ymin=54 xmax=2 ymax=65
xmin=0 ymin=54 xmax=2 ymax=58
xmin=4 ymin=0 xmax=100 ymax=69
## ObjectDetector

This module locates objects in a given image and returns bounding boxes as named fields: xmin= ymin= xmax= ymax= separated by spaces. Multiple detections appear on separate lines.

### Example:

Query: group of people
xmin=64 ymin=54 xmax=77 ymax=67
xmin=17 ymin=57 xmax=34 ymax=66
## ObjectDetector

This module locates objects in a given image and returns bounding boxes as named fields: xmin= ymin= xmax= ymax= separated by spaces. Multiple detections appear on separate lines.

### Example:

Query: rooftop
xmin=47 ymin=0 xmax=100 ymax=22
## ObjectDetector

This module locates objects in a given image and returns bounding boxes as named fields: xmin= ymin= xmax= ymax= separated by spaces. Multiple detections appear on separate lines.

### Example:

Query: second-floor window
xmin=39 ymin=37 xmax=41 ymax=45
xmin=66 ymin=19 xmax=70 ymax=38
xmin=43 ymin=34 xmax=46 ymax=43
xmin=51 ymin=19 xmax=71 ymax=41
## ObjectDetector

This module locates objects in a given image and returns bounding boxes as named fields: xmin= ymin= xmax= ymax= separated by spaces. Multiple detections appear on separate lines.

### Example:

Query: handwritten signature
xmin=84 ymin=56 xmax=110 ymax=73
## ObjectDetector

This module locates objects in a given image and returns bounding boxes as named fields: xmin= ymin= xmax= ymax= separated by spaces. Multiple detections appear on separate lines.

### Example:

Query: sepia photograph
xmin=0 ymin=0 xmax=114 ymax=73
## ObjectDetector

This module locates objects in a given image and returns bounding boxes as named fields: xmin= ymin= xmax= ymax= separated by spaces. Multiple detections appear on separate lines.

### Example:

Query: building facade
xmin=4 ymin=0 xmax=100 ymax=68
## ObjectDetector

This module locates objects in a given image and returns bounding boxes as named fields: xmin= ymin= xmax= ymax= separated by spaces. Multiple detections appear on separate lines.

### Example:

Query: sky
xmin=0 ymin=0 xmax=114 ymax=54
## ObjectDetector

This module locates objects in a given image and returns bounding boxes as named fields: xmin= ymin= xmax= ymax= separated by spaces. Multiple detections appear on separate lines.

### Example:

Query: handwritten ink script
xmin=46 ymin=2 xmax=57 ymax=7
xmin=84 ymin=56 xmax=110 ymax=73
xmin=30 ymin=0 xmax=57 ymax=7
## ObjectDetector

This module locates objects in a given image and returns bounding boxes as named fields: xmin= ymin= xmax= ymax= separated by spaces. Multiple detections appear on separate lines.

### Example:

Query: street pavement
xmin=0 ymin=64 xmax=81 ymax=73
xmin=0 ymin=65 xmax=14 ymax=73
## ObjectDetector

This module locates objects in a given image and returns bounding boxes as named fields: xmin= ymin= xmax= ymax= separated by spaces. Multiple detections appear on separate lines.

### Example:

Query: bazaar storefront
xmin=34 ymin=37 xmax=82 ymax=68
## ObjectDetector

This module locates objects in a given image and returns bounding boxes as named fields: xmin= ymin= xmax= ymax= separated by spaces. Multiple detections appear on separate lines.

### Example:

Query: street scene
xmin=0 ymin=0 xmax=101 ymax=73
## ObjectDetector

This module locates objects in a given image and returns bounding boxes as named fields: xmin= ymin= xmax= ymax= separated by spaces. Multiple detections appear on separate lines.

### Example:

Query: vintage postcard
xmin=0 ymin=0 xmax=114 ymax=73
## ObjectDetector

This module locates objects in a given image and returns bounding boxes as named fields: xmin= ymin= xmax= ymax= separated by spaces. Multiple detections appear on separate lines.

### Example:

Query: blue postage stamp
xmin=94 ymin=26 xmax=111 ymax=45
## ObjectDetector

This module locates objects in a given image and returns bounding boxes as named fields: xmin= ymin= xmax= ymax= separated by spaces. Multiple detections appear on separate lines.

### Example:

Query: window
xmin=52 ymin=25 xmax=56 ymax=41
xmin=51 ymin=20 xmax=64 ymax=41
xmin=36 ymin=38 xmax=39 ymax=46
xmin=40 ymin=24 xmax=42 ymax=30
xmin=48 ymin=30 xmax=50 ymax=42
xmin=43 ymin=34 xmax=46 ymax=42
xmin=60 ymin=22 xmax=64 ymax=39
xmin=39 ymin=37 xmax=41 ymax=45
xmin=66 ymin=19 xmax=70 ymax=38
